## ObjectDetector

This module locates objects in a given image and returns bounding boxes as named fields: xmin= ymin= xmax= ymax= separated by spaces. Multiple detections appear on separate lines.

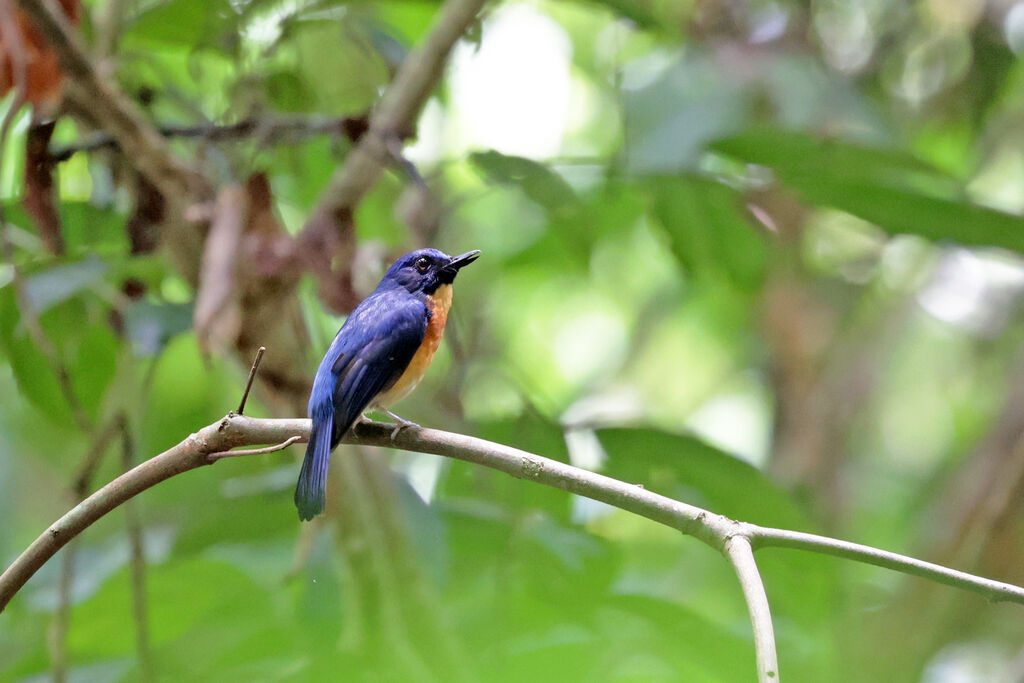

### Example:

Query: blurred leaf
xmin=712 ymin=128 xmax=958 ymax=194
xmin=295 ymin=20 xmax=389 ymax=115
xmin=15 ymin=659 xmax=133 ymax=683
xmin=0 ymin=288 xmax=73 ymax=425
xmin=70 ymin=323 xmax=119 ymax=417
xmin=651 ymin=176 xmax=767 ymax=291
xmin=127 ymin=0 xmax=239 ymax=52
xmin=597 ymin=428 xmax=809 ymax=529
xmin=263 ymin=70 xmax=314 ymax=112
xmin=121 ymin=300 xmax=192 ymax=357
xmin=713 ymin=128 xmax=1024 ymax=253
xmin=26 ymin=526 xmax=177 ymax=611
xmin=22 ymin=258 xmax=107 ymax=314
xmin=59 ymin=203 xmax=129 ymax=256
xmin=587 ymin=0 xmax=666 ymax=31
xmin=68 ymin=557 xmax=289 ymax=673
xmin=355 ymin=176 xmax=408 ymax=245
xmin=471 ymin=151 xmax=579 ymax=212
xmin=598 ymin=595 xmax=754 ymax=681
xmin=395 ymin=473 xmax=450 ymax=587
xmin=624 ymin=56 xmax=748 ymax=173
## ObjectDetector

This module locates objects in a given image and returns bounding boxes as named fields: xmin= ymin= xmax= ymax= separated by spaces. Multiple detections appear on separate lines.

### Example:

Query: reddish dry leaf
xmin=22 ymin=119 xmax=62 ymax=254
xmin=0 ymin=0 xmax=79 ymax=110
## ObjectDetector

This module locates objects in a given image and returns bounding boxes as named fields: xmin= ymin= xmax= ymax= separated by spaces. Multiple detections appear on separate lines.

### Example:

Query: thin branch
xmin=4 ymin=415 xmax=1024 ymax=617
xmin=207 ymin=435 xmax=300 ymax=461
xmin=49 ymin=116 xmax=369 ymax=162
xmin=236 ymin=346 xmax=265 ymax=415
xmin=119 ymin=415 xmax=152 ymax=681
xmin=724 ymin=536 xmax=779 ymax=682
xmin=297 ymin=0 xmax=486 ymax=309
xmin=745 ymin=525 xmax=1024 ymax=605
xmin=47 ymin=414 xmax=120 ymax=683
xmin=47 ymin=543 xmax=72 ymax=683
xmin=304 ymin=0 xmax=484 ymax=224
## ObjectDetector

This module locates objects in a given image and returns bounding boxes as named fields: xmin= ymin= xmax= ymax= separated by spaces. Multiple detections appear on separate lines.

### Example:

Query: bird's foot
xmin=349 ymin=414 xmax=372 ymax=441
xmin=381 ymin=409 xmax=420 ymax=440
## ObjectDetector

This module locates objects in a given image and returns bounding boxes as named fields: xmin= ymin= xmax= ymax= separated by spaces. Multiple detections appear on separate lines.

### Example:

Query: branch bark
xmin=725 ymin=536 xmax=779 ymax=682
xmin=297 ymin=0 xmax=486 ymax=312
xmin=48 ymin=115 xmax=370 ymax=162
xmin=3 ymin=414 xmax=1024 ymax=683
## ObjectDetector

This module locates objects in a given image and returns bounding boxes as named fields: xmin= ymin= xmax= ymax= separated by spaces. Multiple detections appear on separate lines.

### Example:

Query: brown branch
xmin=236 ymin=346 xmax=265 ymax=415
xmin=119 ymin=415 xmax=152 ymax=681
xmin=307 ymin=0 xmax=485 ymax=216
xmin=47 ymin=414 xmax=120 ymax=682
xmin=3 ymin=415 xmax=1024 ymax=680
xmin=4 ymin=415 xmax=1024 ymax=611
xmin=15 ymin=0 xmax=206 ymax=201
xmin=297 ymin=0 xmax=486 ymax=312
xmin=48 ymin=115 xmax=369 ymax=163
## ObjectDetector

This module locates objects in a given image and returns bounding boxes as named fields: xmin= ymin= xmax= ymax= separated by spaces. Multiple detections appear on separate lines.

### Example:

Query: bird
xmin=294 ymin=248 xmax=481 ymax=520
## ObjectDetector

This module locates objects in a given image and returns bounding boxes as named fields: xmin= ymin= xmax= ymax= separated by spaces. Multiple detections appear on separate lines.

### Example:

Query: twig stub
xmin=237 ymin=346 xmax=266 ymax=415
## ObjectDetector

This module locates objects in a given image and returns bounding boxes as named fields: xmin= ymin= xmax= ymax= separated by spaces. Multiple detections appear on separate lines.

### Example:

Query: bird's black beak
xmin=437 ymin=250 xmax=480 ymax=285
xmin=447 ymin=250 xmax=481 ymax=272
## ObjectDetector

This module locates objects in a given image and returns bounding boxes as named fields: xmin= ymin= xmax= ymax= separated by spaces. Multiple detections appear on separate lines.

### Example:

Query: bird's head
xmin=382 ymin=248 xmax=481 ymax=295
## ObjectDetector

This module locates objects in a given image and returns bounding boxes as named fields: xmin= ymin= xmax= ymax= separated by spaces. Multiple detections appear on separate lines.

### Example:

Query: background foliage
xmin=2 ymin=0 xmax=1024 ymax=680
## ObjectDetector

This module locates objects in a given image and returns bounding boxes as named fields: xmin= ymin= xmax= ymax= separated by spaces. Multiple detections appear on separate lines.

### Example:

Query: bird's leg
xmin=380 ymin=409 xmax=420 ymax=440
xmin=348 ymin=414 xmax=371 ymax=441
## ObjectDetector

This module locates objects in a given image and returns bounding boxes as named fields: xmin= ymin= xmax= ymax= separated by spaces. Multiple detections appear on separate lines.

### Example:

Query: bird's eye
xmin=414 ymin=257 xmax=430 ymax=273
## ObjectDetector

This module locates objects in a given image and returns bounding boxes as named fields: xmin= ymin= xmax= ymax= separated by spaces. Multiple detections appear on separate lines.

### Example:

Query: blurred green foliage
xmin=2 ymin=0 xmax=1024 ymax=681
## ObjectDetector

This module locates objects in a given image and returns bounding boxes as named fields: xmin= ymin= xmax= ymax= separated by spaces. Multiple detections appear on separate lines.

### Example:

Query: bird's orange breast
xmin=373 ymin=284 xmax=452 ymax=408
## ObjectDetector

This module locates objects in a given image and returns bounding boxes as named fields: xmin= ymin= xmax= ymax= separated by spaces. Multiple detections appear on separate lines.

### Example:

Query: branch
xmin=5 ymin=415 xmax=1024 ymax=611
xmin=746 ymin=526 xmax=1024 ymax=604
xmin=3 ymin=415 xmax=1024 ymax=683
xmin=724 ymin=536 xmax=778 ymax=682
xmin=304 ymin=0 xmax=484 ymax=221
xmin=236 ymin=346 xmax=265 ymax=415
xmin=119 ymin=415 xmax=152 ymax=681
xmin=15 ymin=0 xmax=206 ymax=201
xmin=48 ymin=115 xmax=370 ymax=163
xmin=297 ymin=0 xmax=486 ymax=311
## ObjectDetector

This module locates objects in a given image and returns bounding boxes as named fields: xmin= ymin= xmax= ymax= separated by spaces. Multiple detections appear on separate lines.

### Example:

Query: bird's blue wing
xmin=295 ymin=293 xmax=427 ymax=520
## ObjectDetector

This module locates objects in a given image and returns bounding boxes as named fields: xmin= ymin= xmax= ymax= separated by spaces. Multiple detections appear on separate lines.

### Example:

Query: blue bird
xmin=294 ymin=248 xmax=481 ymax=520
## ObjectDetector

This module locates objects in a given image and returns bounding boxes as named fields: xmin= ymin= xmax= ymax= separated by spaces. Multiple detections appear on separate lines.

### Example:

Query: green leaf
xmin=127 ymin=0 xmax=239 ymax=51
xmin=712 ymin=127 xmax=958 ymax=194
xmin=596 ymin=427 xmax=809 ymax=529
xmin=70 ymin=323 xmax=119 ymax=420
xmin=471 ymin=151 xmax=579 ymax=213
xmin=624 ymin=56 xmax=748 ymax=173
xmin=22 ymin=257 xmax=107 ymax=314
xmin=264 ymin=71 xmax=314 ymax=113
xmin=650 ymin=176 xmax=767 ymax=291
xmin=121 ymin=301 xmax=193 ymax=357
xmin=0 ymin=288 xmax=73 ymax=425
xmin=712 ymin=128 xmax=1024 ymax=253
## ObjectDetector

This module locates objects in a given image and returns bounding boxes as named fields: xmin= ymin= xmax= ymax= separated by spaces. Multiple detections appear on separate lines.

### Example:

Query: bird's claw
xmin=389 ymin=420 xmax=420 ymax=440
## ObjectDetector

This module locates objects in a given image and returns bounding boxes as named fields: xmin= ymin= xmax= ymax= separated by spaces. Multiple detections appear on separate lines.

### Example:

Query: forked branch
xmin=2 ymin=414 xmax=1024 ymax=683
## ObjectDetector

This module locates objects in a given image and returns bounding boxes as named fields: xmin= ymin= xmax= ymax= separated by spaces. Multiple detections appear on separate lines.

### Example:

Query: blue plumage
xmin=294 ymin=248 xmax=480 ymax=520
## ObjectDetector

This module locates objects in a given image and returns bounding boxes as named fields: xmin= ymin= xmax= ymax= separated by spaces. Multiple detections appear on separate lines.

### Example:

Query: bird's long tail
xmin=294 ymin=410 xmax=334 ymax=521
